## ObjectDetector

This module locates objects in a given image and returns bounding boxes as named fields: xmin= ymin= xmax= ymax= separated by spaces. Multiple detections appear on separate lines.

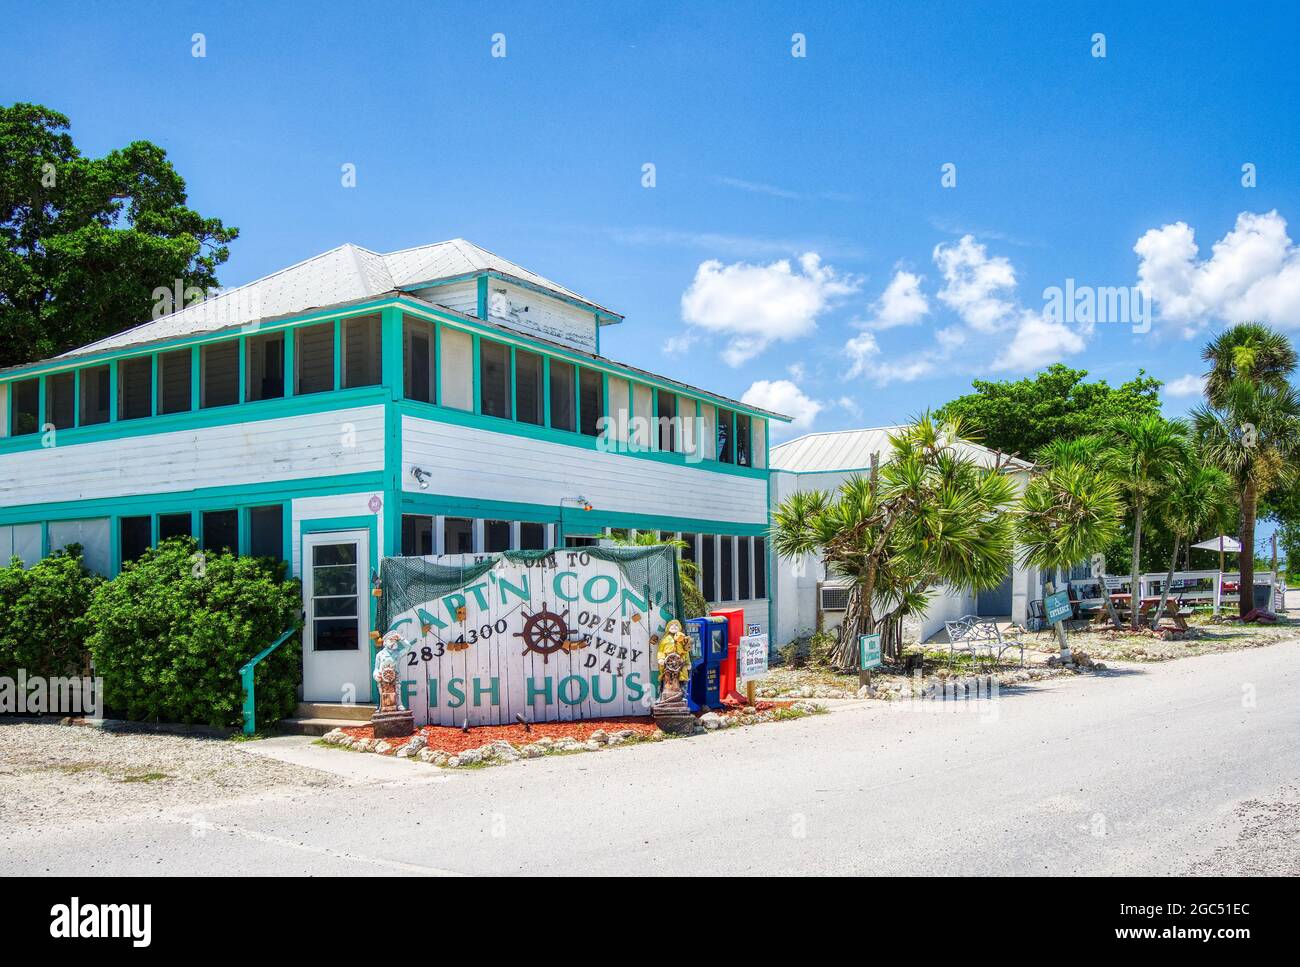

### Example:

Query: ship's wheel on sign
xmin=514 ymin=602 xmax=580 ymax=663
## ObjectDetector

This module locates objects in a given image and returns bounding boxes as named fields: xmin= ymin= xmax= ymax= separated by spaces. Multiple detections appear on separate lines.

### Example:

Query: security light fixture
xmin=562 ymin=495 xmax=593 ymax=512
xmin=411 ymin=465 xmax=432 ymax=490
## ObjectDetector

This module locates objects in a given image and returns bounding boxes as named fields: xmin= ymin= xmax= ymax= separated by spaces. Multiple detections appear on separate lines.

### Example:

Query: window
xmin=46 ymin=372 xmax=75 ymax=430
xmin=443 ymin=517 xmax=473 ymax=555
xmin=296 ymin=322 xmax=334 ymax=395
xmin=657 ymin=390 xmax=676 ymax=451
xmin=549 ymin=360 xmax=576 ymax=431
xmin=158 ymin=513 xmax=191 ymax=542
xmin=118 ymin=356 xmax=152 ymax=420
xmin=48 ymin=518 xmax=111 ymax=575
xmin=402 ymin=515 xmax=434 ymax=556
xmin=201 ymin=509 xmax=238 ymax=553
xmin=519 ymin=522 xmax=546 ymax=550
xmin=439 ymin=327 xmax=473 ymax=410
xmin=248 ymin=505 xmax=284 ymax=560
xmin=579 ymin=368 xmax=603 ymax=437
xmin=736 ymin=414 xmax=752 ymax=467
xmin=79 ymin=364 xmax=111 ymax=425
xmin=565 ymin=535 xmax=598 ymax=547
xmin=201 ymin=341 xmax=239 ymax=408
xmin=515 ymin=349 xmax=544 ymax=425
xmin=738 ymin=535 xmax=752 ymax=599
xmin=343 ymin=314 xmax=381 ymax=388
xmin=158 ymin=349 xmax=192 ymax=414
xmin=245 ymin=332 xmax=285 ymax=402
xmin=680 ymin=533 xmax=699 ymax=590
xmin=120 ymin=516 xmax=152 ymax=564
xmin=403 ymin=318 xmax=435 ymax=403
xmin=484 ymin=519 xmax=511 ymax=552
xmin=10 ymin=378 xmax=39 ymax=435
xmin=701 ymin=535 xmax=716 ymax=602
xmin=717 ymin=409 xmax=733 ymax=463
xmin=479 ymin=339 xmax=511 ymax=419
xmin=720 ymin=535 xmax=734 ymax=601
xmin=754 ymin=537 xmax=767 ymax=599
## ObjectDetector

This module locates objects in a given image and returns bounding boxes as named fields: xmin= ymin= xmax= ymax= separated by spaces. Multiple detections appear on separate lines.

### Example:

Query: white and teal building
xmin=0 ymin=239 xmax=786 ymax=702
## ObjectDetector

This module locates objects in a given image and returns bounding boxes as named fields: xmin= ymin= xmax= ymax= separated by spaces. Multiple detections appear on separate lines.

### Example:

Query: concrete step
xmin=295 ymin=702 xmax=374 ymax=722
xmin=278 ymin=717 xmax=367 ymax=737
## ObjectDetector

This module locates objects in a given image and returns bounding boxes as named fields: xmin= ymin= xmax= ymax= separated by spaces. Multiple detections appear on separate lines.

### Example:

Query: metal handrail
xmin=239 ymin=624 xmax=301 ymax=736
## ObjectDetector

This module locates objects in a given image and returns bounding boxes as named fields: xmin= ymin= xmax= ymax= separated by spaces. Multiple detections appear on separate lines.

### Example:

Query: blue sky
xmin=4 ymin=0 xmax=1299 ymax=443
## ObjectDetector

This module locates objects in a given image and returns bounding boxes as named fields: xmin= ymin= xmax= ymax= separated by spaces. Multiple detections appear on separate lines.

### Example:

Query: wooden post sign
xmin=859 ymin=632 xmax=882 ymax=686
xmin=738 ymin=633 xmax=769 ymax=707
xmin=383 ymin=553 xmax=671 ymax=726
xmin=1044 ymin=590 xmax=1073 ymax=625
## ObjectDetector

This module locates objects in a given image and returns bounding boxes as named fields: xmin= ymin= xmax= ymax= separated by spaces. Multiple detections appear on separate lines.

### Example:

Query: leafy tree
xmin=1194 ymin=325 xmax=1300 ymax=619
xmin=0 ymin=546 xmax=103 ymax=679
xmin=0 ymin=102 xmax=238 ymax=367
xmin=771 ymin=415 xmax=1018 ymax=667
xmin=934 ymin=364 xmax=1162 ymax=459
xmin=1151 ymin=462 xmax=1232 ymax=625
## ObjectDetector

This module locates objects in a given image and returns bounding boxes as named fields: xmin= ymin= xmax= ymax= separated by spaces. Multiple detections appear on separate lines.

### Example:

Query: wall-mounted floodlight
xmin=410 ymin=466 xmax=432 ymax=490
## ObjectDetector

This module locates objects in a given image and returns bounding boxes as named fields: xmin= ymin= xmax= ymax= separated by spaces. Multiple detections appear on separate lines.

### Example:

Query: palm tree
xmin=1199 ymin=324 xmax=1300 ymax=618
xmin=1152 ymin=461 xmax=1232 ymax=626
xmin=771 ymin=414 xmax=1018 ymax=668
xmin=1102 ymin=416 xmax=1191 ymax=629
xmin=1194 ymin=381 xmax=1300 ymax=617
xmin=608 ymin=530 xmax=708 ymax=619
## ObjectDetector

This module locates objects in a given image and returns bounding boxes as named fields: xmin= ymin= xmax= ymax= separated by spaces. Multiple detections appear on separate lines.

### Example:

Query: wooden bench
xmin=944 ymin=615 xmax=1024 ymax=668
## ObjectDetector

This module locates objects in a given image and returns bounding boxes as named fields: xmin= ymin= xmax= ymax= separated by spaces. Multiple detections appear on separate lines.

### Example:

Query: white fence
xmin=1065 ymin=570 xmax=1284 ymax=611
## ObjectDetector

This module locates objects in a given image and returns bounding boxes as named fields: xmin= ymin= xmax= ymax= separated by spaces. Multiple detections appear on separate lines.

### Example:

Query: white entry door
xmin=302 ymin=529 xmax=372 ymax=704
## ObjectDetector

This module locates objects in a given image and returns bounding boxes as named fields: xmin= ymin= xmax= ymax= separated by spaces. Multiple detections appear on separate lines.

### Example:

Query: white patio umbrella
xmin=1191 ymin=536 xmax=1242 ymax=552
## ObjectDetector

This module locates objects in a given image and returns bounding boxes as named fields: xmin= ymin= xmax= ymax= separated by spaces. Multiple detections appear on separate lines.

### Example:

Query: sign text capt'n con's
xmin=381 ymin=550 xmax=676 ymax=726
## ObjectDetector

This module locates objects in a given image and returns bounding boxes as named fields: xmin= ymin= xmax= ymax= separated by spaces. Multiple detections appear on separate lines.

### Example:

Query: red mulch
xmin=341 ymin=702 xmax=791 ymax=755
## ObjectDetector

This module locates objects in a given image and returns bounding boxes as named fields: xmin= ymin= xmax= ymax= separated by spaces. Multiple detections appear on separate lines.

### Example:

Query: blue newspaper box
xmin=685 ymin=616 xmax=729 ymax=710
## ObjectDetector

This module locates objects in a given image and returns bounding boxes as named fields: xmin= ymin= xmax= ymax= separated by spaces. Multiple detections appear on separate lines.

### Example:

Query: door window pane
xmin=519 ymin=522 xmax=546 ymax=550
xmin=120 ymin=516 xmax=152 ymax=563
xmin=158 ymin=513 xmax=191 ymax=542
xmin=158 ymin=349 xmax=192 ymax=414
xmin=479 ymin=339 xmax=511 ymax=419
xmin=201 ymin=342 xmax=239 ymax=408
xmin=579 ymin=368 xmax=603 ymax=437
xmin=46 ymin=372 xmax=75 ymax=429
xmin=245 ymin=332 xmax=285 ymax=401
xmin=404 ymin=318 xmax=435 ymax=403
xmin=201 ymin=509 xmax=238 ymax=554
xmin=311 ymin=541 xmax=360 ymax=655
xmin=118 ymin=356 xmax=153 ymax=420
xmin=248 ymin=505 xmax=284 ymax=560
xmin=720 ymin=535 xmax=734 ymax=601
xmin=402 ymin=515 xmax=433 ymax=556
xmin=296 ymin=322 xmax=335 ymax=395
xmin=738 ymin=535 xmax=752 ymax=599
xmin=484 ymin=519 xmax=511 ymax=552
xmin=10 ymin=378 xmax=39 ymax=435
xmin=444 ymin=517 xmax=473 ymax=555
xmin=515 ymin=349 xmax=543 ymax=425
xmin=549 ymin=360 xmax=576 ymax=431
xmin=701 ymin=535 xmax=716 ymax=602
xmin=313 ymin=620 xmax=359 ymax=651
xmin=79 ymin=365 xmax=111 ymax=425
xmin=343 ymin=314 xmax=381 ymax=388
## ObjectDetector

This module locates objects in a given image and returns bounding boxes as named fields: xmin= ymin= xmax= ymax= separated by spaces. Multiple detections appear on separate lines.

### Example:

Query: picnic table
xmin=1097 ymin=593 xmax=1190 ymax=631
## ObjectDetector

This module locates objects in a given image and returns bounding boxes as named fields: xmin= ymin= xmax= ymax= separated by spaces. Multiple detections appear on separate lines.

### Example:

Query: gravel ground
xmin=1186 ymin=786 xmax=1300 ymax=876
xmin=0 ymin=721 xmax=343 ymax=832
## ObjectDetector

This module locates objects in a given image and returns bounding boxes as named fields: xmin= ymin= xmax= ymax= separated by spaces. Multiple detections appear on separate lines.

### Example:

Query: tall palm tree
xmin=771 ymin=414 xmax=1018 ymax=667
xmin=1199 ymin=324 xmax=1300 ymax=618
xmin=1152 ymin=461 xmax=1232 ymax=626
xmin=1103 ymin=416 xmax=1191 ymax=629
xmin=1194 ymin=381 xmax=1300 ymax=617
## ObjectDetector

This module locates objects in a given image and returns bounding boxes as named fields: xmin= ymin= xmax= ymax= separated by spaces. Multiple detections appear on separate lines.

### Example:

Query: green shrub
xmin=87 ymin=538 xmax=302 ymax=727
xmin=0 ymin=546 xmax=103 ymax=679
xmin=808 ymin=630 xmax=837 ymax=667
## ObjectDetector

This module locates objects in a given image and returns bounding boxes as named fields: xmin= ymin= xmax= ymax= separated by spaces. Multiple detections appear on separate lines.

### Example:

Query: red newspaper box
xmin=710 ymin=607 xmax=747 ymax=705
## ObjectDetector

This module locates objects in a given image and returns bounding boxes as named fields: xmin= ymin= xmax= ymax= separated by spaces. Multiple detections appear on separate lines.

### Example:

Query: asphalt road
xmin=7 ymin=640 xmax=1299 ymax=876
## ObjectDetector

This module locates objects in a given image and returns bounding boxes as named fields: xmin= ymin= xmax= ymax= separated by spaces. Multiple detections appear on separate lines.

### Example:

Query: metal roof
xmin=59 ymin=239 xmax=620 ymax=360
xmin=770 ymin=427 xmax=1034 ymax=474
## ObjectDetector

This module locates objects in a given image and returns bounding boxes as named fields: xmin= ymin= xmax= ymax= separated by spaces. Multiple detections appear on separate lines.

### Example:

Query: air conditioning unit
xmin=819 ymin=584 xmax=851 ymax=612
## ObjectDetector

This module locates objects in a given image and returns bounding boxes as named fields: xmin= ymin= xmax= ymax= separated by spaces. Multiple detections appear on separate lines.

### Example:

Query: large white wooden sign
xmin=384 ymin=551 xmax=670 ymax=726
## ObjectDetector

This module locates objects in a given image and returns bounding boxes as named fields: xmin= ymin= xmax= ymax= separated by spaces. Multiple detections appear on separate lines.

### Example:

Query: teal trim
xmin=189 ymin=345 xmax=200 ymax=411
xmin=108 ymin=361 xmax=118 ymax=422
xmin=237 ymin=336 xmax=247 ymax=404
xmin=471 ymin=335 xmax=482 ymax=415
xmin=149 ymin=353 xmax=159 ymax=417
xmin=37 ymin=376 xmax=47 ymax=433
xmin=0 ymin=471 xmax=384 ymax=527
xmin=380 ymin=307 xmax=403 ymax=400
xmin=109 ymin=513 xmax=122 ymax=575
xmin=433 ymin=321 xmax=443 ymax=406
xmin=0 ymin=385 xmax=389 ymax=455
xmin=542 ymin=355 xmax=551 ymax=426
xmin=283 ymin=326 xmax=295 ymax=399
xmin=240 ymin=625 xmax=300 ymax=735
xmin=475 ymin=274 xmax=488 ymax=319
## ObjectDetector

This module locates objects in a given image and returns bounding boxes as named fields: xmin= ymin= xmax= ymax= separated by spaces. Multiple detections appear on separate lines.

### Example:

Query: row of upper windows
xmin=3 ymin=311 xmax=765 ymax=467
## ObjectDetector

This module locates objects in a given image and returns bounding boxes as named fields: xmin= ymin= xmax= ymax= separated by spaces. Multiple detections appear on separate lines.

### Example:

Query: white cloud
xmin=1164 ymin=373 xmax=1207 ymax=398
xmin=740 ymin=379 xmax=823 ymax=432
xmin=662 ymin=332 xmax=698 ymax=355
xmin=681 ymin=253 xmax=859 ymax=365
xmin=990 ymin=311 xmax=1087 ymax=372
xmin=1135 ymin=210 xmax=1300 ymax=335
xmin=933 ymin=234 xmax=1018 ymax=332
xmin=843 ymin=330 xmax=881 ymax=379
xmin=865 ymin=270 xmax=929 ymax=330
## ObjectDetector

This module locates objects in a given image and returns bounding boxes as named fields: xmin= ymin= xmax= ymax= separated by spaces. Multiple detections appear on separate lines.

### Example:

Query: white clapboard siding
xmin=0 ymin=405 xmax=385 ymax=508
xmin=402 ymin=415 xmax=767 ymax=525
xmin=412 ymin=280 xmax=479 ymax=317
